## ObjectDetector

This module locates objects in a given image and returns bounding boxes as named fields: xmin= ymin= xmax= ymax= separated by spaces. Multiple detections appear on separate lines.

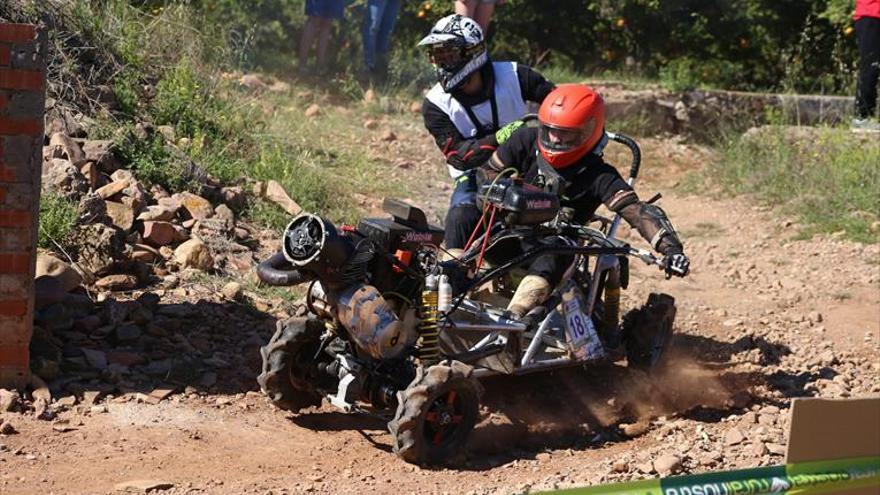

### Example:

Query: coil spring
xmin=417 ymin=289 xmax=440 ymax=365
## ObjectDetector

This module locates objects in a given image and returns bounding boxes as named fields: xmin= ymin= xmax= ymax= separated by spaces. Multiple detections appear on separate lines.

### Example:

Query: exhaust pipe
xmin=257 ymin=252 xmax=315 ymax=286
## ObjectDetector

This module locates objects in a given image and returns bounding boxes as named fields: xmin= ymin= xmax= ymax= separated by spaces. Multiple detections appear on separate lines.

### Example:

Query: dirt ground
xmin=1 ymin=111 xmax=878 ymax=495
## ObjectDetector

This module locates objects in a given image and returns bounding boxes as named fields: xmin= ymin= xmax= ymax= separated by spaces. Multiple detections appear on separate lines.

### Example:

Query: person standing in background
xmin=454 ymin=0 xmax=504 ymax=32
xmin=853 ymin=0 xmax=880 ymax=130
xmin=362 ymin=0 xmax=402 ymax=82
xmin=298 ymin=0 xmax=347 ymax=76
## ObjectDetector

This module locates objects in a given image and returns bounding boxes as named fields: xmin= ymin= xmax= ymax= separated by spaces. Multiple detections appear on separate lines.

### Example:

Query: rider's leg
xmin=507 ymin=274 xmax=551 ymax=319
xmin=443 ymin=170 xmax=481 ymax=251
xmin=506 ymin=252 xmax=570 ymax=318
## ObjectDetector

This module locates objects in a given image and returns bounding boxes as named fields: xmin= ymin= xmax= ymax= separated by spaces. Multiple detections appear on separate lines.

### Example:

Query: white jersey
xmin=425 ymin=61 xmax=527 ymax=179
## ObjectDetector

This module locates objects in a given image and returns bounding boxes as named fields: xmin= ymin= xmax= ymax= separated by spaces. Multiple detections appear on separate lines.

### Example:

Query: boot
xmin=507 ymin=275 xmax=552 ymax=319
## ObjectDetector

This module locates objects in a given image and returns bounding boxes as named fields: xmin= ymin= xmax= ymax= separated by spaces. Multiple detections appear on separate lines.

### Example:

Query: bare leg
xmin=473 ymin=2 xmax=495 ymax=32
xmin=454 ymin=0 xmax=476 ymax=17
xmin=315 ymin=17 xmax=334 ymax=72
xmin=298 ymin=16 xmax=321 ymax=73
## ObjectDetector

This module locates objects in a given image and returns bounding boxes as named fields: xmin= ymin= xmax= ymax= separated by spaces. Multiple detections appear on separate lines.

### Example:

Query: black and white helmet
xmin=418 ymin=14 xmax=489 ymax=92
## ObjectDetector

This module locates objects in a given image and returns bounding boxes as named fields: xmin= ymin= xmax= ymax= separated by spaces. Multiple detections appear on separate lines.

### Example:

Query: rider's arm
xmin=484 ymin=126 xmax=538 ymax=176
xmin=516 ymin=64 xmax=556 ymax=104
xmin=592 ymin=165 xmax=684 ymax=255
xmin=422 ymin=99 xmax=498 ymax=172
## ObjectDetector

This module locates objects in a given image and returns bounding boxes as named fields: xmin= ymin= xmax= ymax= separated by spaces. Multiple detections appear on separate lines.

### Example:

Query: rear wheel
xmin=388 ymin=361 xmax=482 ymax=466
xmin=622 ymin=293 xmax=676 ymax=371
xmin=257 ymin=317 xmax=326 ymax=411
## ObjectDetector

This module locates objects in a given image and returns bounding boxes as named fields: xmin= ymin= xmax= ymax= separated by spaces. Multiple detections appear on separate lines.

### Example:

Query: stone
xmin=48 ymin=132 xmax=87 ymax=166
xmin=174 ymin=238 xmax=214 ymax=271
xmin=818 ymin=350 xmax=838 ymax=366
xmin=653 ymin=454 xmax=682 ymax=475
xmin=265 ymin=180 xmax=302 ymax=216
xmin=139 ymin=204 xmax=176 ymax=223
xmin=73 ymin=315 xmax=102 ymax=333
xmin=95 ymin=274 xmax=138 ymax=291
xmin=214 ymin=204 xmax=235 ymax=228
xmin=220 ymin=186 xmax=245 ymax=210
xmin=221 ymin=281 xmax=242 ymax=300
xmin=766 ymin=443 xmax=787 ymax=456
xmin=724 ymin=428 xmax=746 ymax=446
xmin=68 ymin=223 xmax=127 ymax=277
xmin=149 ymin=387 xmax=176 ymax=403
xmin=35 ymin=253 xmax=82 ymax=292
xmin=150 ymin=184 xmax=170 ymax=200
xmin=82 ymin=391 xmax=102 ymax=406
xmin=611 ymin=459 xmax=629 ymax=473
xmin=157 ymin=125 xmax=175 ymax=142
xmin=34 ymin=276 xmax=66 ymax=310
xmin=176 ymin=192 xmax=214 ymax=220
xmin=363 ymin=119 xmax=379 ymax=130
xmin=105 ymin=201 xmax=135 ymax=232
xmin=113 ymin=480 xmax=174 ymax=492
xmin=82 ymin=140 xmax=119 ymax=172
xmin=620 ymin=421 xmax=650 ymax=437
xmin=81 ymin=348 xmax=108 ymax=370
xmin=111 ymin=170 xmax=134 ymax=182
xmin=95 ymin=179 xmax=130 ymax=199
xmin=749 ymin=441 xmax=768 ymax=456
xmin=380 ymin=129 xmax=397 ymax=142
xmin=43 ymin=158 xmax=89 ymax=199
xmin=0 ymin=389 xmax=21 ymax=412
xmin=80 ymin=161 xmax=100 ymax=191
xmin=159 ymin=247 xmax=174 ymax=260
xmin=239 ymin=73 xmax=268 ymax=91
xmin=0 ymin=421 xmax=16 ymax=435
xmin=723 ymin=318 xmax=744 ymax=327
xmin=115 ymin=324 xmax=142 ymax=342
xmin=123 ymin=180 xmax=148 ymax=214
xmin=107 ymin=350 xmax=145 ymax=367
xmin=76 ymin=192 xmax=109 ymax=225
xmin=131 ymin=244 xmax=162 ymax=263
xmin=142 ymin=221 xmax=186 ymax=247
xmin=266 ymin=79 xmax=289 ymax=93
xmin=35 ymin=303 xmax=73 ymax=331
xmin=304 ymin=104 xmax=321 ymax=118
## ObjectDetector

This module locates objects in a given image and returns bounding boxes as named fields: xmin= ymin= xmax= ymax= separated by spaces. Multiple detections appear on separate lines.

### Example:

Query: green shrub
xmin=710 ymin=127 xmax=880 ymax=243
xmin=114 ymin=126 xmax=194 ymax=193
xmin=38 ymin=192 xmax=78 ymax=251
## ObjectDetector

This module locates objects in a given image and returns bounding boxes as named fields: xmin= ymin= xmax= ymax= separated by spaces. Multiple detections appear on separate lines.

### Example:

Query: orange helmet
xmin=537 ymin=84 xmax=606 ymax=169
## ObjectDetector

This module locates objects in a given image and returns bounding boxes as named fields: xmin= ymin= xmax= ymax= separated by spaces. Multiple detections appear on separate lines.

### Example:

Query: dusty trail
xmin=1 ymin=117 xmax=878 ymax=494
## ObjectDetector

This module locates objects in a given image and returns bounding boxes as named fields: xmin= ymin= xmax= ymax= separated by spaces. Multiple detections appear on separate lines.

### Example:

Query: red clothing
xmin=855 ymin=0 xmax=880 ymax=20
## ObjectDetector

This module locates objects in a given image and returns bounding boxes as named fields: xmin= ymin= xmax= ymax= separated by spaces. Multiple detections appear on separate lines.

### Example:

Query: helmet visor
xmin=539 ymin=120 xmax=596 ymax=154
xmin=427 ymin=43 xmax=465 ymax=71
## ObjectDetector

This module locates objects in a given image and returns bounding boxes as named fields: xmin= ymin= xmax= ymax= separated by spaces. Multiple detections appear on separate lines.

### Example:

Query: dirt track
xmin=1 ymin=114 xmax=878 ymax=494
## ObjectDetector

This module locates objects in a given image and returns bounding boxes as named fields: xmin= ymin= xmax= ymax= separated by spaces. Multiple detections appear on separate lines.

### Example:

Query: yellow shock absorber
xmin=603 ymin=286 xmax=621 ymax=330
xmin=418 ymin=282 xmax=441 ymax=365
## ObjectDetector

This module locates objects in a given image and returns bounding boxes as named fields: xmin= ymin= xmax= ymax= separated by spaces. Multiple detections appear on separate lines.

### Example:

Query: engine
xmin=267 ymin=200 xmax=446 ymax=361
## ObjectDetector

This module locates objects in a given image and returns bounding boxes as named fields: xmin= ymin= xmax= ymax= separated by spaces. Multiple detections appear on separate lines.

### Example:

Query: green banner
xmin=542 ymin=456 xmax=880 ymax=495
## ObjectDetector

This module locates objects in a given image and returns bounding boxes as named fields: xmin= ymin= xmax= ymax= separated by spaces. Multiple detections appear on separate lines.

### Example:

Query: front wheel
xmin=257 ymin=317 xmax=327 ymax=411
xmin=622 ymin=293 xmax=676 ymax=371
xmin=388 ymin=361 xmax=482 ymax=466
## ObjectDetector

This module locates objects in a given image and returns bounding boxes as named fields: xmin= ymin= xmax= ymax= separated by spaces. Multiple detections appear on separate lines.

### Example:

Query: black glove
xmin=663 ymin=249 xmax=690 ymax=278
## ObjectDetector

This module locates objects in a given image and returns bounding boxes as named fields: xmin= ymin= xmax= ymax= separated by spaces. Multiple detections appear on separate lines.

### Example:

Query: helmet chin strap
xmin=443 ymin=51 xmax=490 ymax=91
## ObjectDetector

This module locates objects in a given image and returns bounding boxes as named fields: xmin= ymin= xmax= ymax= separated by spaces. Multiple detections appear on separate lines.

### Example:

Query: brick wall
xmin=0 ymin=24 xmax=46 ymax=388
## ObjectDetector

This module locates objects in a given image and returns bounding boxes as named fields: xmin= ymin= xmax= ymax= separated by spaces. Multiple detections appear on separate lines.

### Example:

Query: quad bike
xmin=256 ymin=132 xmax=678 ymax=465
